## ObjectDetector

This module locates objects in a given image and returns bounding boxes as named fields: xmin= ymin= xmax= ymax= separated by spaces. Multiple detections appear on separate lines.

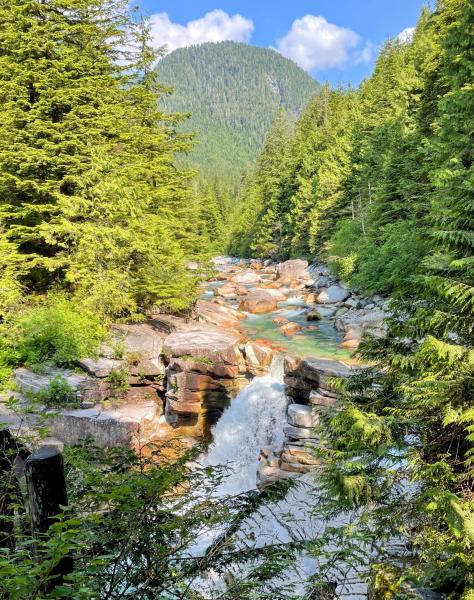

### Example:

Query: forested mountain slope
xmin=156 ymin=41 xmax=320 ymax=181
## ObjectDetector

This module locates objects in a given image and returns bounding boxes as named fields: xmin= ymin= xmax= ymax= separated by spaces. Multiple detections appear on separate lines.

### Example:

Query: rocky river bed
xmin=0 ymin=256 xmax=387 ymax=457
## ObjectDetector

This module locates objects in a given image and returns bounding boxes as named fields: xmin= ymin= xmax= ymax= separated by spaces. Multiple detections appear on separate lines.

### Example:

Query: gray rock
xmin=316 ymin=284 xmax=350 ymax=304
xmin=77 ymin=357 xmax=123 ymax=378
xmin=283 ymin=424 xmax=316 ymax=439
xmin=287 ymin=404 xmax=314 ymax=428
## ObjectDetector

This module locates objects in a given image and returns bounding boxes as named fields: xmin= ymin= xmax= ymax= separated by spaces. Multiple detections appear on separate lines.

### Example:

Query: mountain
xmin=156 ymin=41 xmax=320 ymax=182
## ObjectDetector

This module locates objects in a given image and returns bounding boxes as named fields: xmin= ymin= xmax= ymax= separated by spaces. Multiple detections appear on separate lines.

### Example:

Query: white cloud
xmin=353 ymin=41 xmax=376 ymax=65
xmin=397 ymin=27 xmax=415 ymax=43
xmin=149 ymin=9 xmax=254 ymax=54
xmin=276 ymin=15 xmax=362 ymax=71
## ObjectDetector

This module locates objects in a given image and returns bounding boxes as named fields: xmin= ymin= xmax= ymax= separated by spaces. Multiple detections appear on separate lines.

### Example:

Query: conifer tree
xmin=0 ymin=0 xmax=200 ymax=318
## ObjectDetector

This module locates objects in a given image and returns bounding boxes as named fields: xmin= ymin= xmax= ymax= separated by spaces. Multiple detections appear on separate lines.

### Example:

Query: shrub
xmin=35 ymin=375 xmax=78 ymax=407
xmin=1 ymin=294 xmax=105 ymax=370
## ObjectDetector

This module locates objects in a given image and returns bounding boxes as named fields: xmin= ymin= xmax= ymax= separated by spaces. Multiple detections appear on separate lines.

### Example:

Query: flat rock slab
xmin=163 ymin=323 xmax=243 ymax=365
xmin=277 ymin=259 xmax=310 ymax=283
xmin=14 ymin=367 xmax=99 ymax=400
xmin=77 ymin=357 xmax=123 ymax=378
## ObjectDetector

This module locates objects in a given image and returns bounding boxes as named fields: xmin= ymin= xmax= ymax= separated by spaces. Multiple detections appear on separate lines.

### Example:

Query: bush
xmin=35 ymin=375 xmax=78 ymax=407
xmin=0 ymin=294 xmax=105 ymax=371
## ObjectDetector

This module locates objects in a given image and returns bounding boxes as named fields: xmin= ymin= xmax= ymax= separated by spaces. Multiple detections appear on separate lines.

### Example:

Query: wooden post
xmin=25 ymin=447 xmax=73 ymax=591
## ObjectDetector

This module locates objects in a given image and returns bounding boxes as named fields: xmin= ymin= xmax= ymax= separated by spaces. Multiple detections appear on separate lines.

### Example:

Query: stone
xmin=310 ymin=391 xmax=337 ymax=407
xmin=316 ymin=285 xmax=351 ymax=304
xmin=239 ymin=289 xmax=280 ymax=314
xmin=283 ymin=424 xmax=316 ymax=439
xmin=244 ymin=342 xmax=274 ymax=372
xmin=280 ymin=460 xmax=312 ymax=473
xmin=214 ymin=283 xmax=238 ymax=298
xmin=306 ymin=310 xmax=322 ymax=321
xmin=279 ymin=322 xmax=302 ymax=337
xmin=277 ymin=259 xmax=310 ymax=284
xmin=287 ymin=404 xmax=314 ymax=428
xmin=14 ymin=367 xmax=101 ymax=403
xmin=231 ymin=270 xmax=261 ymax=284
xmin=163 ymin=323 xmax=242 ymax=365
xmin=272 ymin=316 xmax=290 ymax=326
xmin=263 ymin=288 xmax=287 ymax=302
xmin=317 ymin=305 xmax=338 ymax=318
xmin=195 ymin=300 xmax=245 ymax=332
xmin=281 ymin=450 xmax=318 ymax=466
xmin=344 ymin=296 xmax=360 ymax=309
xmin=284 ymin=356 xmax=352 ymax=401
xmin=76 ymin=357 xmax=123 ymax=378
xmin=108 ymin=323 xmax=166 ymax=377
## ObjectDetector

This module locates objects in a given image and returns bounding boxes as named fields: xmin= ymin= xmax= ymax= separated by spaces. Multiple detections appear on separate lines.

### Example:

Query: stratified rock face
xmin=163 ymin=323 xmax=245 ymax=432
xmin=284 ymin=355 xmax=352 ymax=402
xmin=316 ymin=284 xmax=351 ymax=304
xmin=239 ymin=289 xmax=282 ymax=313
xmin=258 ymin=356 xmax=354 ymax=488
xmin=276 ymin=259 xmax=309 ymax=284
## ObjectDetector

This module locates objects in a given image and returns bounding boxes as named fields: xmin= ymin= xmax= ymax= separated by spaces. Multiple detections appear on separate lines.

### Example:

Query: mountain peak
xmin=156 ymin=41 xmax=320 ymax=182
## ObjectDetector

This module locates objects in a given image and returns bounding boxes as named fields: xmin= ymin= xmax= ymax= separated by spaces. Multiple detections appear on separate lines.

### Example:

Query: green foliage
xmin=34 ymin=375 xmax=78 ymax=407
xmin=156 ymin=41 xmax=319 ymax=184
xmin=0 ymin=295 xmax=104 ymax=370
xmin=0 ymin=436 xmax=304 ymax=599
xmin=105 ymin=368 xmax=129 ymax=393
xmin=0 ymin=0 xmax=204 ymax=320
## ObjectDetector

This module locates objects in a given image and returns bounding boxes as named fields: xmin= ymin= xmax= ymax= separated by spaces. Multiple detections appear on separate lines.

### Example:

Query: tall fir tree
xmin=0 ymin=0 xmax=201 ymax=319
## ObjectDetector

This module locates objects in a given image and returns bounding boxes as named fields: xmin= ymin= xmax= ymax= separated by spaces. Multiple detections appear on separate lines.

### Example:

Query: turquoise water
xmin=242 ymin=304 xmax=351 ymax=360
xmin=202 ymin=282 xmax=351 ymax=360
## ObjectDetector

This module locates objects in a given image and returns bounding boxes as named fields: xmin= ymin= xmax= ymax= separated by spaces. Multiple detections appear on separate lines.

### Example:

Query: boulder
xmin=263 ymin=288 xmax=287 ymax=302
xmin=283 ymin=424 xmax=316 ymax=440
xmin=196 ymin=300 xmax=245 ymax=331
xmin=214 ymin=283 xmax=238 ymax=298
xmin=244 ymin=342 xmax=274 ymax=372
xmin=316 ymin=285 xmax=351 ymax=304
xmin=284 ymin=356 xmax=352 ymax=401
xmin=279 ymin=322 xmax=302 ymax=337
xmin=231 ymin=270 xmax=261 ymax=284
xmin=306 ymin=310 xmax=322 ymax=321
xmin=239 ymin=289 xmax=280 ymax=314
xmin=272 ymin=316 xmax=290 ymax=326
xmin=77 ymin=357 xmax=123 ymax=378
xmin=287 ymin=404 xmax=314 ymax=428
xmin=277 ymin=259 xmax=310 ymax=284
xmin=163 ymin=323 xmax=243 ymax=366
xmin=106 ymin=323 xmax=166 ymax=377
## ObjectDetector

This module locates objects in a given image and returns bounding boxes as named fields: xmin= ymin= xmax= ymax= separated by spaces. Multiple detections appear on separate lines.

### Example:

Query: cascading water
xmin=201 ymin=355 xmax=288 ymax=496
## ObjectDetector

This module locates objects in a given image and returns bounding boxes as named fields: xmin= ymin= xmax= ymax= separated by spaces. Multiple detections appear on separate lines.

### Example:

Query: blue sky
xmin=136 ymin=1 xmax=430 ymax=85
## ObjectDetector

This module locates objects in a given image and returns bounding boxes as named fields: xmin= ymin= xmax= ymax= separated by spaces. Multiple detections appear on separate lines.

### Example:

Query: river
xmin=193 ymin=258 xmax=367 ymax=598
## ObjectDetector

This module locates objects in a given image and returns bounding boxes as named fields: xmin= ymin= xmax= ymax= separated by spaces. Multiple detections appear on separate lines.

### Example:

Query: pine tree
xmin=0 ymin=0 xmax=200 ymax=319
xmin=250 ymin=110 xmax=292 ymax=258
xmin=315 ymin=2 xmax=474 ymax=594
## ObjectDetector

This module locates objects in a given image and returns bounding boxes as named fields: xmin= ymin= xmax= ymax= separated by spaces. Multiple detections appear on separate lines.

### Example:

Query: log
xmin=25 ymin=446 xmax=73 ymax=590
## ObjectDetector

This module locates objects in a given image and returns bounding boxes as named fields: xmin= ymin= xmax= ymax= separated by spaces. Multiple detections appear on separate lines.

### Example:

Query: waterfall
xmin=202 ymin=356 xmax=288 ymax=496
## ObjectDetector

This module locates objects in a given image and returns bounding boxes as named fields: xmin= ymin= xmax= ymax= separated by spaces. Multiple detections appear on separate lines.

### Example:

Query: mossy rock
xmin=306 ymin=310 xmax=322 ymax=322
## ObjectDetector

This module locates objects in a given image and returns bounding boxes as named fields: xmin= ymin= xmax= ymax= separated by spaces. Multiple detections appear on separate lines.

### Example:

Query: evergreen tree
xmin=0 ymin=0 xmax=200 ymax=319
xmin=314 ymin=2 xmax=474 ymax=594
